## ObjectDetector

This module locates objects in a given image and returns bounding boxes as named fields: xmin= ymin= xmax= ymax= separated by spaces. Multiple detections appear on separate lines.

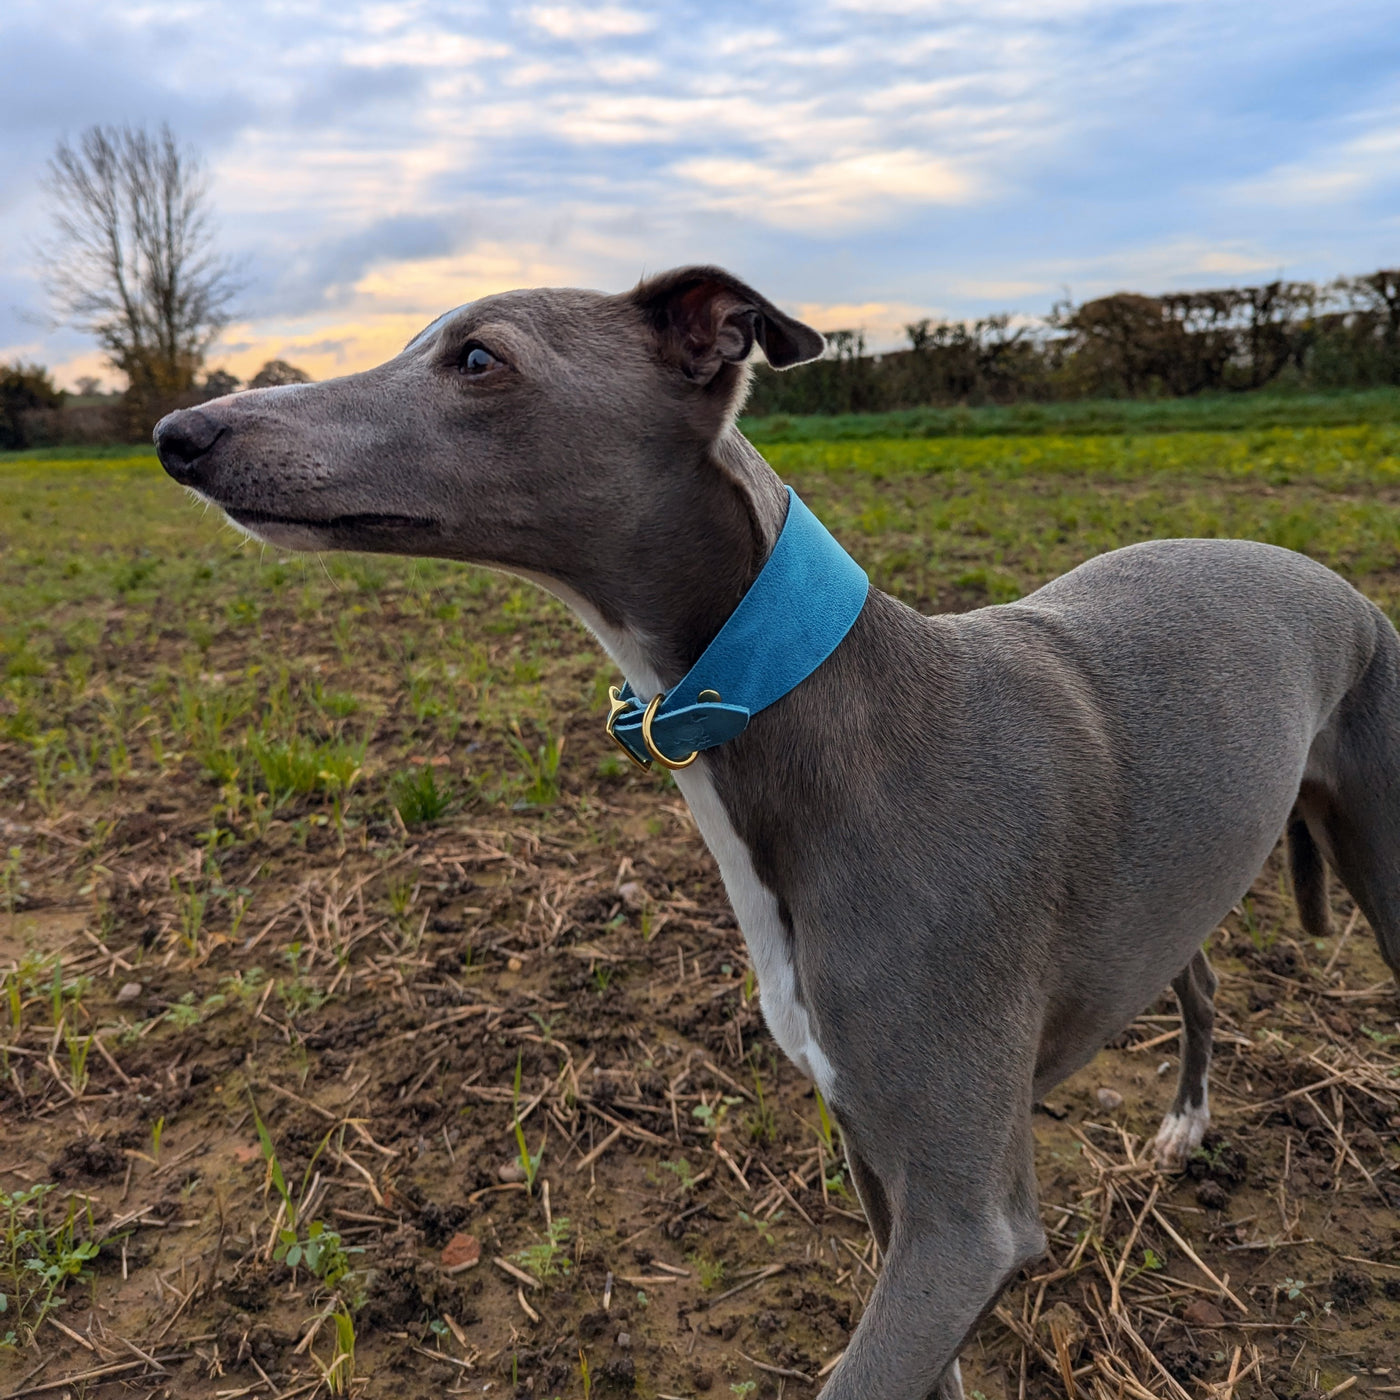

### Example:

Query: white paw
xmin=1153 ymin=1105 xmax=1209 ymax=1172
xmin=937 ymin=1358 xmax=964 ymax=1400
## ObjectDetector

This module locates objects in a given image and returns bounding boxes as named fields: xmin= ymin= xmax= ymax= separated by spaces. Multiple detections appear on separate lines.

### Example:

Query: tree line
xmin=0 ymin=357 xmax=310 ymax=451
xmin=745 ymin=271 xmax=1400 ymax=417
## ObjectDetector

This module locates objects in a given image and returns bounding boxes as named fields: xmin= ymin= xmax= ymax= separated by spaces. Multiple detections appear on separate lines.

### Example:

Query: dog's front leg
xmin=823 ymin=1128 xmax=1044 ymax=1400
xmin=845 ymin=1146 xmax=969 ymax=1400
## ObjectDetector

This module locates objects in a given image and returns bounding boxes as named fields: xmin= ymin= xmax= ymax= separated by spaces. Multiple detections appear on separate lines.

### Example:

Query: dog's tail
xmin=1286 ymin=815 xmax=1330 ymax=939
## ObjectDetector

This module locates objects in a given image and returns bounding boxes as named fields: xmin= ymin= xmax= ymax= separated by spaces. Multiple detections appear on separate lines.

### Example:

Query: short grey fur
xmin=154 ymin=265 xmax=1400 ymax=1400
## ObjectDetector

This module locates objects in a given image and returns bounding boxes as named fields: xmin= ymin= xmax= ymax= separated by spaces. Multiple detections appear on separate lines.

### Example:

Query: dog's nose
xmin=154 ymin=409 xmax=224 ymax=485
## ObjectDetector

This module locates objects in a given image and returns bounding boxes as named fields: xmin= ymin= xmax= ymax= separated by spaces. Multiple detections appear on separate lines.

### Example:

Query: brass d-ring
xmin=641 ymin=694 xmax=699 ymax=770
xmin=605 ymin=686 xmax=651 ymax=771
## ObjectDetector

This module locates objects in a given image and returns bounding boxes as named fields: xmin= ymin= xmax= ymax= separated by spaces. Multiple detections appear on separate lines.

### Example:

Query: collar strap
xmin=605 ymin=487 xmax=869 ymax=770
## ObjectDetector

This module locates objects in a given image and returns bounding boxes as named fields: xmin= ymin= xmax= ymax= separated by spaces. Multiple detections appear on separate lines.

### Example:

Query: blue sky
xmin=2 ymin=0 xmax=1398 ymax=387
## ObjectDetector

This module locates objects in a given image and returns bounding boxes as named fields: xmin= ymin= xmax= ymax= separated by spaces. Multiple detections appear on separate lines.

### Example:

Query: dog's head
xmin=153 ymin=267 xmax=823 ymax=580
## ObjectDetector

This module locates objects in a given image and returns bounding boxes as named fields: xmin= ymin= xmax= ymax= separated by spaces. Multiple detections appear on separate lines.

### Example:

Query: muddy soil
xmin=2 ymin=455 xmax=1399 ymax=1398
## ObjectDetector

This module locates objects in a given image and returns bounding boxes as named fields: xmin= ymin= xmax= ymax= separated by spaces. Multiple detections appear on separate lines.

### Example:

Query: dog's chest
xmin=674 ymin=766 xmax=837 ymax=1102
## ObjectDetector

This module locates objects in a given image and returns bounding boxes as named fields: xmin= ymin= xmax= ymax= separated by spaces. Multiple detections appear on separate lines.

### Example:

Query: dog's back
xmin=933 ymin=537 xmax=1390 ymax=1082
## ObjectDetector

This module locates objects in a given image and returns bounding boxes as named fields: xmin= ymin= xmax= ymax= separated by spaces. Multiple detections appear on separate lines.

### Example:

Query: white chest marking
xmin=674 ymin=765 xmax=837 ymax=1103
xmin=537 ymin=597 xmax=836 ymax=1101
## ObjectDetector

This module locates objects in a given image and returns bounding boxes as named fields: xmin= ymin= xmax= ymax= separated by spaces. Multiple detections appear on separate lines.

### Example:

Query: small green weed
xmin=1237 ymin=895 xmax=1273 ymax=952
xmin=1121 ymin=1245 xmax=1165 ymax=1284
xmin=171 ymin=873 xmax=207 ymax=955
xmin=279 ymin=942 xmax=328 ymax=1018
xmin=164 ymin=991 xmax=211 ymax=1030
xmin=687 ymin=1251 xmax=725 ymax=1291
xmin=511 ymin=1053 xmax=543 ymax=1192
xmin=251 ymin=1099 xmax=365 ymax=1310
xmin=737 ymin=1208 xmax=781 ymax=1247
xmin=745 ymin=1064 xmax=777 ymax=1146
xmin=692 ymin=1095 xmax=741 ymax=1134
xmin=63 ymin=1023 xmax=94 ymax=1095
xmin=660 ymin=1157 xmax=700 ymax=1192
xmin=321 ymin=1303 xmax=357 ymax=1395
xmin=112 ymin=554 xmax=158 ymax=595
xmin=247 ymin=733 xmax=365 ymax=809
xmin=514 ymin=1217 xmax=571 ymax=1282
xmin=219 ymin=966 xmax=267 ymax=1008
xmin=1 ymin=846 xmax=24 ymax=919
xmin=0 ymin=1184 xmax=100 ymax=1347
xmin=1188 ymin=1138 xmax=1235 ymax=1173
xmin=386 ymin=873 xmax=416 ymax=922
xmin=813 ymin=1085 xmax=839 ymax=1153
xmin=390 ymin=764 xmax=454 ymax=826
xmin=506 ymin=724 xmax=564 ymax=806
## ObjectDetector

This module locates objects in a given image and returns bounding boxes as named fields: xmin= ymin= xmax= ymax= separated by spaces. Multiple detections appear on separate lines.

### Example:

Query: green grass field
xmin=742 ymin=386 xmax=1400 ymax=443
xmin=2 ymin=424 xmax=1398 ymax=1398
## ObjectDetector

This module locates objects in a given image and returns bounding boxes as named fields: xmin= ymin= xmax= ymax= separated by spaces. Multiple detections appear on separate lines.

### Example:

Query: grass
xmin=511 ymin=1051 xmax=544 ymax=1192
xmin=506 ymin=724 xmax=565 ymax=806
xmin=390 ymin=763 xmax=454 ymax=826
xmin=0 ymin=452 xmax=597 ymax=856
xmin=0 ymin=443 xmax=161 ymax=463
xmin=741 ymin=385 xmax=1400 ymax=443
xmin=4 ymin=427 xmax=1400 ymax=849
xmin=766 ymin=424 xmax=1400 ymax=619
xmin=1 ymin=416 xmax=1398 ymax=1396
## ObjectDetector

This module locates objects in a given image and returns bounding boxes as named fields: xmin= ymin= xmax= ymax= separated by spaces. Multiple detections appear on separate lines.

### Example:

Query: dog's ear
xmin=632 ymin=266 xmax=825 ymax=384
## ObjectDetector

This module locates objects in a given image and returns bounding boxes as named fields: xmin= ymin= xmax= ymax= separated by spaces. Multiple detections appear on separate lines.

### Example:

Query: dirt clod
xmin=441 ymin=1231 xmax=480 ymax=1270
xmin=49 ymin=1135 xmax=125 ymax=1179
xmin=1185 ymin=1133 xmax=1247 ymax=1187
xmin=1182 ymin=1299 xmax=1225 ymax=1329
xmin=1195 ymin=1178 xmax=1230 ymax=1211
xmin=1330 ymin=1267 xmax=1372 ymax=1312
xmin=1154 ymin=1334 xmax=1209 ymax=1383
xmin=579 ymin=1309 xmax=609 ymax=1340
xmin=598 ymin=1355 xmax=636 ymax=1390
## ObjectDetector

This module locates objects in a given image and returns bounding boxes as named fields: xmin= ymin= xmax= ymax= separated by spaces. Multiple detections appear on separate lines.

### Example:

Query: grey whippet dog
xmin=153 ymin=267 xmax=1400 ymax=1400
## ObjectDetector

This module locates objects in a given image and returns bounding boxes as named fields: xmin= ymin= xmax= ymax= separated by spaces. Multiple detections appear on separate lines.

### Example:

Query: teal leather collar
xmin=605 ymin=487 xmax=869 ymax=769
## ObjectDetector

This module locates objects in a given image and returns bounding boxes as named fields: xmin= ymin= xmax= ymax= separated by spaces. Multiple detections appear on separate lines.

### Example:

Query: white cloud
xmin=526 ymin=6 xmax=653 ymax=40
xmin=343 ymin=32 xmax=511 ymax=68
xmin=2 ymin=0 xmax=1399 ymax=383
xmin=676 ymin=149 xmax=978 ymax=230
xmin=1235 ymin=103 xmax=1400 ymax=207
xmin=793 ymin=299 xmax=944 ymax=348
xmin=1000 ymin=239 xmax=1297 ymax=304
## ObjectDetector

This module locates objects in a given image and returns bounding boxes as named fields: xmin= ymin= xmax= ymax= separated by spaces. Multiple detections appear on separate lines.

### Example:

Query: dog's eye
xmin=460 ymin=345 xmax=501 ymax=376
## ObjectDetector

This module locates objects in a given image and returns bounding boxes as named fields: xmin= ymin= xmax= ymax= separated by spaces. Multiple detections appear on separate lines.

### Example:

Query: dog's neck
xmin=533 ymin=430 xmax=789 ymax=701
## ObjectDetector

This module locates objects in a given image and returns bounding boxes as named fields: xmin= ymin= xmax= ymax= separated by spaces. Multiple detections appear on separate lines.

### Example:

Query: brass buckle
xmin=605 ymin=686 xmax=652 ymax=771
xmin=640 ymin=693 xmax=699 ymax=770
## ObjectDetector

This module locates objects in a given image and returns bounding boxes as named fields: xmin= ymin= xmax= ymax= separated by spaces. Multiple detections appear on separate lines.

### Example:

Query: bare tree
xmin=42 ymin=124 xmax=237 ymax=402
